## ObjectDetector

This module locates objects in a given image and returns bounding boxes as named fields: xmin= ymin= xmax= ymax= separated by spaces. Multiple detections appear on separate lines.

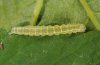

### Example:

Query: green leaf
xmin=39 ymin=0 xmax=88 ymax=25
xmin=80 ymin=0 xmax=100 ymax=30
xmin=0 ymin=0 xmax=35 ymax=29
xmin=0 ymin=0 xmax=100 ymax=30
xmin=0 ymin=29 xmax=100 ymax=65
xmin=0 ymin=0 xmax=100 ymax=65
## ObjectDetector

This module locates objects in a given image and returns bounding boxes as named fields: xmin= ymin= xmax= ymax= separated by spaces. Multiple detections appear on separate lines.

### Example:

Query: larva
xmin=10 ymin=24 xmax=86 ymax=36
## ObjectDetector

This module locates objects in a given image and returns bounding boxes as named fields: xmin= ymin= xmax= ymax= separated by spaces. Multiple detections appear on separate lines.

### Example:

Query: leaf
xmin=0 ymin=0 xmax=100 ymax=29
xmin=0 ymin=29 xmax=100 ymax=65
xmin=0 ymin=0 xmax=35 ymax=29
xmin=38 ymin=0 xmax=100 ymax=30
xmin=39 ymin=0 xmax=88 ymax=25
xmin=80 ymin=0 xmax=100 ymax=30
xmin=0 ymin=0 xmax=100 ymax=65
xmin=88 ymin=0 xmax=100 ymax=29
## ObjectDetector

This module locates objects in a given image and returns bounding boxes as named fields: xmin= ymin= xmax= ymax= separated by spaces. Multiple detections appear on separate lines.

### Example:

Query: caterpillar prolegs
xmin=10 ymin=24 xmax=86 ymax=36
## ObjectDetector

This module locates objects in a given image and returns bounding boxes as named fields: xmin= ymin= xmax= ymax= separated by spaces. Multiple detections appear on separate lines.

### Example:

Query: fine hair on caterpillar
xmin=10 ymin=24 xmax=86 ymax=36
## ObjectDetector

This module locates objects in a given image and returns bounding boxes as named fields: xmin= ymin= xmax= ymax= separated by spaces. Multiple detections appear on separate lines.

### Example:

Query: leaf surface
xmin=0 ymin=0 xmax=100 ymax=65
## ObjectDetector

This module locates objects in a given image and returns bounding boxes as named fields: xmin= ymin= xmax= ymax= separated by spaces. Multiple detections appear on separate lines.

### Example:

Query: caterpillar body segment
xmin=10 ymin=24 xmax=86 ymax=36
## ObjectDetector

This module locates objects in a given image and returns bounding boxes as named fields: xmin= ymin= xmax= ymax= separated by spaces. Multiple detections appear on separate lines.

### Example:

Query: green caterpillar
xmin=10 ymin=24 xmax=86 ymax=36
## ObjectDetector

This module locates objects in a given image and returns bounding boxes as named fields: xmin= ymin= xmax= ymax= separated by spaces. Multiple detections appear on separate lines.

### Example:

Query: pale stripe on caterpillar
xmin=10 ymin=24 xmax=86 ymax=36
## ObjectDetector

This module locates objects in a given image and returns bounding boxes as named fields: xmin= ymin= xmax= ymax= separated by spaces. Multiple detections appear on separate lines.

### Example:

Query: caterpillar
xmin=9 ymin=24 xmax=86 ymax=36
